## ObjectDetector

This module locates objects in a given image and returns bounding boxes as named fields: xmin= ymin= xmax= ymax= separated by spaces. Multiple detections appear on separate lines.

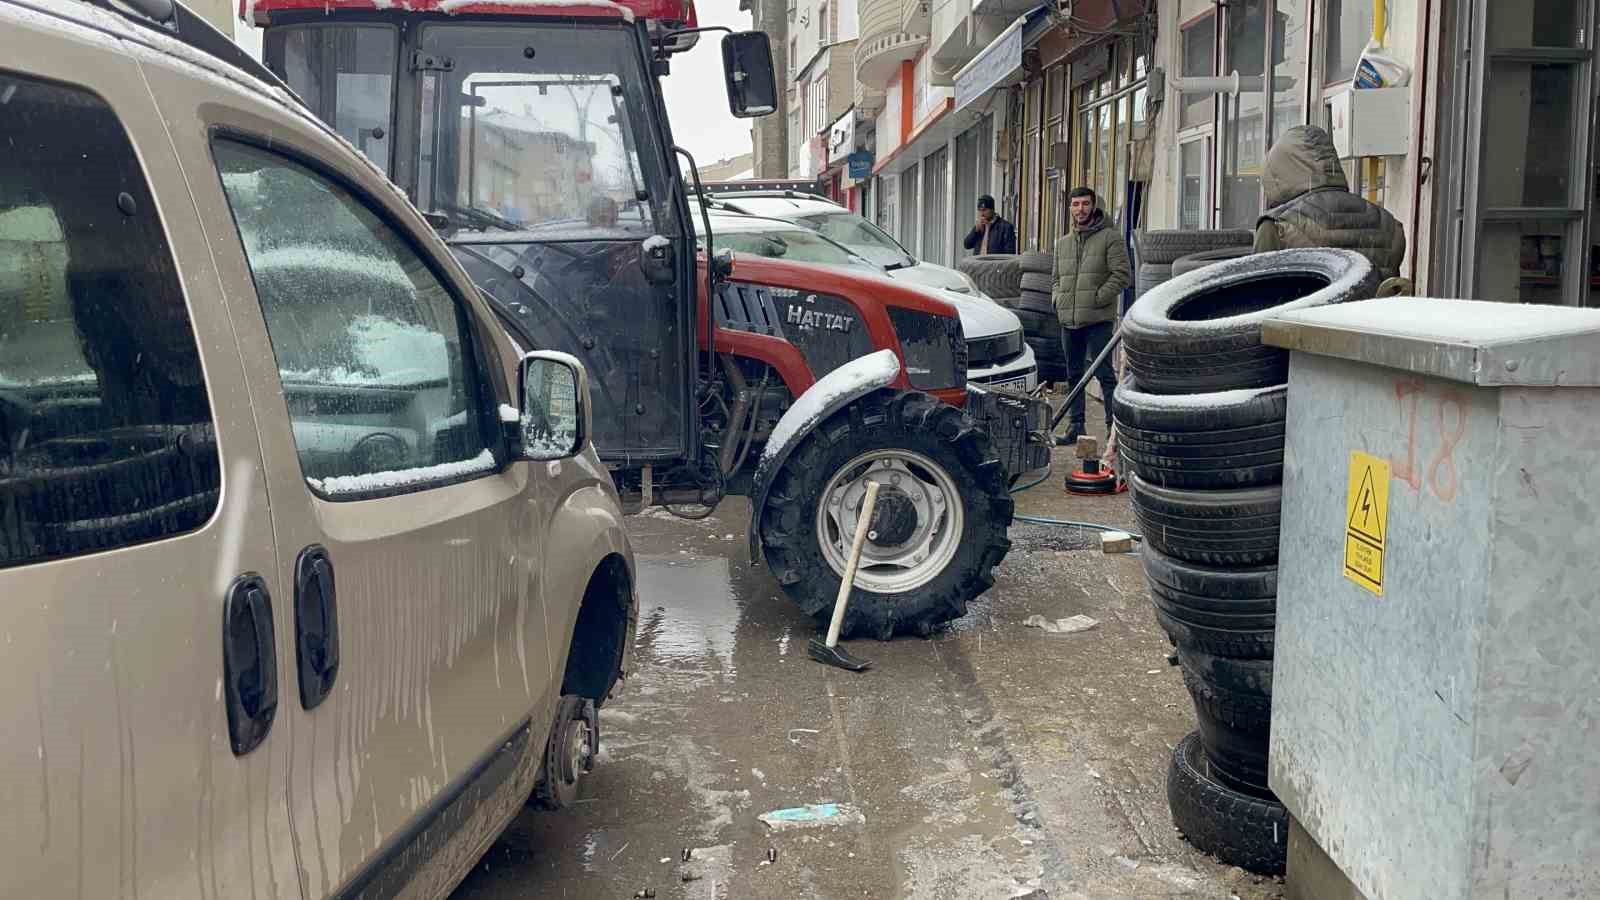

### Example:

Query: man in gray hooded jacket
xmin=1254 ymin=125 xmax=1407 ymax=279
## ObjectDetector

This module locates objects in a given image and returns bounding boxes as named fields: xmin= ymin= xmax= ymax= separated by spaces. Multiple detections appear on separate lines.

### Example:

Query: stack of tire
xmin=1133 ymin=229 xmax=1254 ymax=300
xmin=958 ymin=252 xmax=1067 ymax=383
xmin=1113 ymin=248 xmax=1382 ymax=875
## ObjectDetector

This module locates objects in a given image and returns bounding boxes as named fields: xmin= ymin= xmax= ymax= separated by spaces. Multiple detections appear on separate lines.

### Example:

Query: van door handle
xmin=222 ymin=574 xmax=279 ymax=756
xmin=294 ymin=545 xmax=340 ymax=710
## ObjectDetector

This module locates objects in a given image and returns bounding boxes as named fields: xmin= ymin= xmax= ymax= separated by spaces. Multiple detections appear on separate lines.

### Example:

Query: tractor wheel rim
xmin=816 ymin=448 xmax=965 ymax=594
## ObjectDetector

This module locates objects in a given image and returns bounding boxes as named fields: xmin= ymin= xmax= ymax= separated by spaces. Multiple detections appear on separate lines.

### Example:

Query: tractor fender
xmin=747 ymin=349 xmax=903 ymax=563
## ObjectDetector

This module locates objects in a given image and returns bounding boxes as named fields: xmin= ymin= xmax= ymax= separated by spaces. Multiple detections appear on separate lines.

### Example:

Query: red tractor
xmin=246 ymin=0 xmax=1048 ymax=637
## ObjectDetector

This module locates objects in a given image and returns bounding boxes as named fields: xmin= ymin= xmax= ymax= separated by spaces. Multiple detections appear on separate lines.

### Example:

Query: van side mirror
xmin=517 ymin=352 xmax=589 ymax=460
xmin=722 ymin=31 xmax=778 ymax=118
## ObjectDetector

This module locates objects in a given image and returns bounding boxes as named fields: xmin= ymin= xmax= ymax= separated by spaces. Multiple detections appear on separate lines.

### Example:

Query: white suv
xmin=696 ymin=203 xmax=1038 ymax=392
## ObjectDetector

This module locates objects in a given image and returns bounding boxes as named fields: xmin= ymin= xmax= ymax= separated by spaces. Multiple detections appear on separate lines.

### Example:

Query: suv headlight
xmin=888 ymin=307 xmax=966 ymax=389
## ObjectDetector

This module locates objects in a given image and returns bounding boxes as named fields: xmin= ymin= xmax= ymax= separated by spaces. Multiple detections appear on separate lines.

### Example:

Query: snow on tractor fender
xmin=747 ymin=348 xmax=904 ymax=561
xmin=748 ymin=350 xmax=1015 ymax=639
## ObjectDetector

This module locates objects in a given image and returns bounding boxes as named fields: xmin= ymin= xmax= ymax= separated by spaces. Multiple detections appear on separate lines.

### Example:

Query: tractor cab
xmin=249 ymin=0 xmax=775 ymax=472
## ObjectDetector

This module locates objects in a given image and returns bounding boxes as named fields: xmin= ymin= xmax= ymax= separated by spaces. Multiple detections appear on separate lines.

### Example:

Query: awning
xmin=952 ymin=4 xmax=1051 ymax=113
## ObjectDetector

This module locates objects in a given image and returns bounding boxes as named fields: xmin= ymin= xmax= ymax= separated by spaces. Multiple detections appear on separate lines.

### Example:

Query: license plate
xmin=983 ymin=376 xmax=1030 ymax=393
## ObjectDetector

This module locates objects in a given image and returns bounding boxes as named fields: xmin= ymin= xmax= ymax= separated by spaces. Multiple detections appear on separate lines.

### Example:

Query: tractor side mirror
xmin=722 ymin=31 xmax=778 ymax=118
xmin=517 ymin=352 xmax=589 ymax=460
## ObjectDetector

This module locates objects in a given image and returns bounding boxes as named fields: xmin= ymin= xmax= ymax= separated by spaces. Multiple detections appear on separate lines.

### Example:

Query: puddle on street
xmin=632 ymin=554 xmax=741 ymax=676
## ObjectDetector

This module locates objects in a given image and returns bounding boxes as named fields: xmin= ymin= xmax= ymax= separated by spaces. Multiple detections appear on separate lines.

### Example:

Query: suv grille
xmin=966 ymin=330 xmax=1025 ymax=369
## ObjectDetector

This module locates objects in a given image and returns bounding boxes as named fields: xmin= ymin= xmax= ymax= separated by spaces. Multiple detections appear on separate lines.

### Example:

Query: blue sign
xmin=847 ymin=151 xmax=874 ymax=180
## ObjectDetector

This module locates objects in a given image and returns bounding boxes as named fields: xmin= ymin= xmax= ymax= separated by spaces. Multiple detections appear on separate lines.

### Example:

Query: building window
xmin=1180 ymin=13 xmax=1217 ymax=129
xmin=1322 ymin=0 xmax=1373 ymax=85
xmin=1179 ymin=137 xmax=1212 ymax=229
xmin=818 ymin=2 xmax=829 ymax=44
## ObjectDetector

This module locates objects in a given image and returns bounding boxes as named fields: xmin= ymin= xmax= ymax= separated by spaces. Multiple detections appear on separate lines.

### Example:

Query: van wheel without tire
xmin=1167 ymin=730 xmax=1288 ymax=875
xmin=534 ymin=695 xmax=597 ymax=809
xmin=760 ymin=390 xmax=1013 ymax=639
xmin=1114 ymin=380 xmax=1287 ymax=489
xmin=1123 ymin=248 xmax=1382 ymax=394
xmin=1130 ymin=475 xmax=1282 ymax=566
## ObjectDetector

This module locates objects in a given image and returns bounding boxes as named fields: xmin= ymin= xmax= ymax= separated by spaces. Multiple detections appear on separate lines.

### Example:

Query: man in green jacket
xmin=1052 ymin=186 xmax=1131 ymax=443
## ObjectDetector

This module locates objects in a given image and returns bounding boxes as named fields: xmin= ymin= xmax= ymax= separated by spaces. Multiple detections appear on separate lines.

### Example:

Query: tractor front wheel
xmin=758 ymin=390 xmax=1013 ymax=639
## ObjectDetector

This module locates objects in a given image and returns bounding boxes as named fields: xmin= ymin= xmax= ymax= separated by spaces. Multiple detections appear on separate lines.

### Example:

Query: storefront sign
xmin=847 ymin=151 xmax=874 ymax=179
xmin=955 ymin=15 xmax=1024 ymax=112
xmin=828 ymin=113 xmax=855 ymax=166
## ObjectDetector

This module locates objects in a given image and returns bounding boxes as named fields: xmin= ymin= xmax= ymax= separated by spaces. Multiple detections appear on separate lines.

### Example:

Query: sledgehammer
xmin=807 ymin=481 xmax=880 ymax=672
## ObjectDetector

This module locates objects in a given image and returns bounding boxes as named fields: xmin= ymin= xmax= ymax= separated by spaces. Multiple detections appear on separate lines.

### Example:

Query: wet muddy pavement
xmin=452 ymin=438 xmax=1286 ymax=900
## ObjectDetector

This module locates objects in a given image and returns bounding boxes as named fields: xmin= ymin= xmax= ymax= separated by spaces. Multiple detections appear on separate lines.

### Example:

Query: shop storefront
xmin=1003 ymin=4 xmax=1151 ymax=251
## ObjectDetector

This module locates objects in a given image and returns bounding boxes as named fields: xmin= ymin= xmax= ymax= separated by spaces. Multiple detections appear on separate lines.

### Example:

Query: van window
xmin=213 ymin=140 xmax=494 ymax=498
xmin=0 ymin=73 xmax=220 ymax=569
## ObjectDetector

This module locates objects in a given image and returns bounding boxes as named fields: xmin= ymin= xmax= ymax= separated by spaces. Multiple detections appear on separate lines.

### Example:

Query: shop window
xmin=1181 ymin=13 xmax=1217 ymax=129
xmin=1272 ymin=0 xmax=1307 ymax=145
xmin=1487 ymin=0 xmax=1586 ymax=49
xmin=1179 ymin=138 xmax=1212 ymax=229
xmin=1322 ymin=0 xmax=1373 ymax=85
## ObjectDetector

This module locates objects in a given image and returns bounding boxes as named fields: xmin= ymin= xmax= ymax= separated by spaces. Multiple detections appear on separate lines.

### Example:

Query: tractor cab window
xmin=415 ymin=24 xmax=665 ymax=240
xmin=269 ymin=24 xmax=398 ymax=175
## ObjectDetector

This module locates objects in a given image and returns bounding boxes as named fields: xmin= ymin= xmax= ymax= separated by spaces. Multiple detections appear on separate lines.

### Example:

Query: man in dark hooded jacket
xmin=1254 ymin=125 xmax=1407 ymax=279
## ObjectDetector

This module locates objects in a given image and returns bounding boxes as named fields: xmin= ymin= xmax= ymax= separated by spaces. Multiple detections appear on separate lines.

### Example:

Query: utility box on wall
xmin=1261 ymin=298 xmax=1600 ymax=900
xmin=1329 ymin=87 xmax=1409 ymax=158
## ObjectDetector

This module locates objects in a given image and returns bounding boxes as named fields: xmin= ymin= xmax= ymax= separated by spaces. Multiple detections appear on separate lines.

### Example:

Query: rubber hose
xmin=1006 ymin=461 xmax=1144 ymax=539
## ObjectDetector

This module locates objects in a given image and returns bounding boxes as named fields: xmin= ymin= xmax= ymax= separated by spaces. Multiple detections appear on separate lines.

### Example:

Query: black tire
xmin=533 ymin=695 xmax=597 ymax=809
xmin=1113 ymin=380 xmax=1286 ymax=489
xmin=1136 ymin=229 xmax=1254 ymax=266
xmin=1136 ymin=262 xmax=1172 ymax=299
xmin=1123 ymin=248 xmax=1382 ymax=394
xmin=958 ymin=254 xmax=1023 ymax=298
xmin=1179 ymin=647 xmax=1275 ymax=696
xmin=1182 ymin=668 xmax=1274 ymax=796
xmin=1130 ymin=476 xmax=1282 ymax=566
xmin=988 ymin=293 xmax=1022 ymax=311
xmin=1171 ymin=246 xmax=1255 ymax=278
xmin=1167 ymin=731 xmax=1288 ymax=875
xmin=1019 ymin=270 xmax=1054 ymax=295
xmin=1153 ymin=606 xmax=1275 ymax=658
xmin=1143 ymin=544 xmax=1277 ymax=615
xmin=1018 ymin=250 xmax=1053 ymax=274
xmin=1017 ymin=289 xmax=1055 ymax=315
xmin=759 ymin=390 xmax=1013 ymax=639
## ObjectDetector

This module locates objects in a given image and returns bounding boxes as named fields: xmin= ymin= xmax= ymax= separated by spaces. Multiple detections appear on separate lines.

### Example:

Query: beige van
xmin=0 ymin=0 xmax=637 ymax=895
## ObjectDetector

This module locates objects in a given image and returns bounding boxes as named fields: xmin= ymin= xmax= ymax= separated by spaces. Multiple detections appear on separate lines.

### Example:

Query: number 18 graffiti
xmin=1392 ymin=378 xmax=1467 ymax=503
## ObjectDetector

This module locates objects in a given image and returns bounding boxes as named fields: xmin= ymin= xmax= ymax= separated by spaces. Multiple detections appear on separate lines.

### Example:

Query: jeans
xmin=1060 ymin=320 xmax=1117 ymax=431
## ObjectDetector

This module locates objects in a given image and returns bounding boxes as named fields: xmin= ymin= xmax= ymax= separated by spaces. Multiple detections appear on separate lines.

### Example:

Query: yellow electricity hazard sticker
xmin=1344 ymin=451 xmax=1390 ymax=595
